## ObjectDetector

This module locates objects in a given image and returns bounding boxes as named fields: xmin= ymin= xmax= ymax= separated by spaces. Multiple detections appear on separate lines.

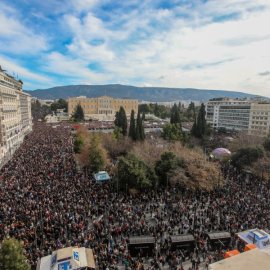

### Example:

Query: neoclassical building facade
xmin=68 ymin=96 xmax=138 ymax=120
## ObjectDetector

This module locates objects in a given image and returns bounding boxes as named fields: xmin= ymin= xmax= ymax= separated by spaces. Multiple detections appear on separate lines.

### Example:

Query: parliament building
xmin=68 ymin=96 xmax=138 ymax=121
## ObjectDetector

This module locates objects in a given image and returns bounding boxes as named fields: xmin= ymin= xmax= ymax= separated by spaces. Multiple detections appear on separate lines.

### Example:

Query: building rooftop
xmin=210 ymin=248 xmax=270 ymax=270
xmin=37 ymin=247 xmax=95 ymax=270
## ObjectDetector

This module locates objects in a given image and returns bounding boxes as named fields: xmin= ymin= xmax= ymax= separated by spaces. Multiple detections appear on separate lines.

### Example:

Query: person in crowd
xmin=0 ymin=122 xmax=269 ymax=270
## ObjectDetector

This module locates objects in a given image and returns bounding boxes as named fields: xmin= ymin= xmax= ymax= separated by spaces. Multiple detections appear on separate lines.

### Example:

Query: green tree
xmin=74 ymin=136 xmax=83 ymax=153
xmin=138 ymin=104 xmax=150 ymax=114
xmin=139 ymin=117 xmax=145 ymax=141
xmin=128 ymin=110 xmax=136 ymax=141
xmin=117 ymin=154 xmax=157 ymax=190
xmin=50 ymin=99 xmax=68 ymax=112
xmin=135 ymin=111 xmax=141 ymax=140
xmin=191 ymin=103 xmax=207 ymax=138
xmin=170 ymin=104 xmax=181 ymax=126
xmin=142 ymin=111 xmax=146 ymax=121
xmin=155 ymin=152 xmax=185 ymax=186
xmin=138 ymin=103 xmax=171 ymax=119
xmin=135 ymin=111 xmax=145 ymax=141
xmin=113 ymin=126 xmax=122 ymax=140
xmin=162 ymin=123 xmax=182 ymax=141
xmin=114 ymin=107 xmax=128 ymax=136
xmin=186 ymin=102 xmax=195 ymax=120
xmin=231 ymin=147 xmax=264 ymax=169
xmin=89 ymin=135 xmax=106 ymax=172
xmin=31 ymin=100 xmax=52 ymax=121
xmin=73 ymin=104 xmax=85 ymax=122
xmin=0 ymin=238 xmax=30 ymax=270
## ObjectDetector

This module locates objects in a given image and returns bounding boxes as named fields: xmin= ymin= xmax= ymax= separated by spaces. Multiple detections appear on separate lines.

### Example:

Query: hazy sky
xmin=0 ymin=0 xmax=270 ymax=96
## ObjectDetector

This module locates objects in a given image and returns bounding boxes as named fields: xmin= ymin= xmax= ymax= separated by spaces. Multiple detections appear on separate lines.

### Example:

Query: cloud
xmin=0 ymin=3 xmax=48 ymax=54
xmin=0 ymin=55 xmax=53 ymax=87
xmin=1 ymin=0 xmax=270 ymax=97
xmin=258 ymin=71 xmax=270 ymax=76
xmin=43 ymin=52 xmax=110 ymax=84
xmin=182 ymin=58 xmax=239 ymax=70
xmin=222 ymin=34 xmax=270 ymax=46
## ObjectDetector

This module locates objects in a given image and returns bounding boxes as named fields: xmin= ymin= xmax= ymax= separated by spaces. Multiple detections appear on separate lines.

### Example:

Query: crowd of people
xmin=0 ymin=123 xmax=270 ymax=270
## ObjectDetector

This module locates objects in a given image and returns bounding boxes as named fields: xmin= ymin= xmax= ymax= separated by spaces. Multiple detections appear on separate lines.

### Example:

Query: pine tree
xmin=134 ymin=111 xmax=145 ymax=141
xmin=139 ymin=118 xmax=145 ymax=141
xmin=142 ymin=111 xmax=146 ymax=121
xmin=170 ymin=104 xmax=182 ymax=135
xmin=136 ymin=111 xmax=141 ymax=140
xmin=191 ymin=103 xmax=206 ymax=138
xmin=170 ymin=104 xmax=181 ymax=126
xmin=128 ymin=110 xmax=136 ymax=140
xmin=191 ymin=113 xmax=197 ymax=137
xmin=114 ymin=107 xmax=128 ymax=136
xmin=114 ymin=111 xmax=119 ymax=127
xmin=0 ymin=238 xmax=30 ymax=270
xmin=73 ymin=104 xmax=84 ymax=122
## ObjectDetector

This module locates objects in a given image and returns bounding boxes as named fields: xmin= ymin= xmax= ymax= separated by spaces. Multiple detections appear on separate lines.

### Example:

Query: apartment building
xmin=249 ymin=102 xmax=270 ymax=136
xmin=0 ymin=66 xmax=32 ymax=164
xmin=206 ymin=98 xmax=270 ymax=136
xmin=68 ymin=96 xmax=138 ymax=120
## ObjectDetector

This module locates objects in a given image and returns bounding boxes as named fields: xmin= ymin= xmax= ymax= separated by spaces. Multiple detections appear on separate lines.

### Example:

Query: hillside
xmin=25 ymin=84 xmax=258 ymax=102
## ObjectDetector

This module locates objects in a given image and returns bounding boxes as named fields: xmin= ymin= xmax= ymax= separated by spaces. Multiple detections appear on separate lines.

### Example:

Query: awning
xmin=224 ymin=249 xmax=240 ymax=259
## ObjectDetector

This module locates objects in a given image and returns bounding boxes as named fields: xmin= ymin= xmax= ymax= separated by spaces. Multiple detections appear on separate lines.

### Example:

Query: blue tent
xmin=94 ymin=171 xmax=111 ymax=182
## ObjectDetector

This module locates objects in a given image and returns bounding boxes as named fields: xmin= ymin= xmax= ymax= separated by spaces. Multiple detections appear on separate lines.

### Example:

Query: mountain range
xmin=26 ymin=84 xmax=260 ymax=102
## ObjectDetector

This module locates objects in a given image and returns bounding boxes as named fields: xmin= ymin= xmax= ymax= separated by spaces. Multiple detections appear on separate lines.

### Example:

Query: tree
xmin=113 ymin=126 xmax=122 ymax=140
xmin=231 ymin=146 xmax=264 ymax=169
xmin=31 ymin=100 xmax=52 ymax=120
xmin=138 ymin=103 xmax=171 ymax=119
xmin=162 ymin=123 xmax=182 ymax=141
xmin=73 ymin=104 xmax=85 ymax=122
xmin=117 ymin=154 xmax=157 ymax=190
xmin=128 ymin=110 xmax=136 ymax=140
xmin=0 ymin=238 xmax=30 ymax=270
xmin=191 ymin=103 xmax=207 ymax=138
xmin=186 ymin=102 xmax=196 ymax=120
xmin=135 ymin=112 xmax=145 ymax=141
xmin=155 ymin=151 xmax=185 ymax=186
xmin=102 ymin=133 xmax=132 ymax=159
xmin=138 ymin=115 xmax=145 ymax=141
xmin=74 ymin=136 xmax=83 ymax=153
xmin=114 ymin=107 xmax=128 ymax=136
xmin=170 ymin=104 xmax=181 ymax=126
xmin=142 ymin=111 xmax=146 ymax=121
xmin=135 ymin=112 xmax=141 ymax=140
xmin=50 ymin=99 xmax=68 ymax=112
xmin=89 ymin=135 xmax=106 ymax=172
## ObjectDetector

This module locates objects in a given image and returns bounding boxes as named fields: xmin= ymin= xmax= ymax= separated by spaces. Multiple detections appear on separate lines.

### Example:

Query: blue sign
xmin=73 ymin=251 xmax=79 ymax=261
xmin=58 ymin=261 xmax=72 ymax=270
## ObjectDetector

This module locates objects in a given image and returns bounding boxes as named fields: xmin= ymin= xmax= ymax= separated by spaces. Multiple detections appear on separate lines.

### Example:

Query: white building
xmin=206 ymin=98 xmax=270 ymax=136
xmin=0 ymin=66 xmax=32 ymax=165
xmin=37 ymin=247 xmax=95 ymax=270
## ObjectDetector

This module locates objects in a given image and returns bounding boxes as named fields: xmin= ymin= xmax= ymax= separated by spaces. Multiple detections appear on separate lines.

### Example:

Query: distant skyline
xmin=0 ymin=0 xmax=270 ymax=96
